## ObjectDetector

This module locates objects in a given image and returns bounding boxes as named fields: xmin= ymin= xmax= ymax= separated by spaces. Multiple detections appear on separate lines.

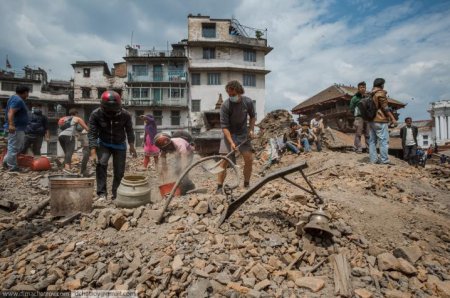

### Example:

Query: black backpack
xmin=26 ymin=113 xmax=45 ymax=135
xmin=358 ymin=94 xmax=377 ymax=121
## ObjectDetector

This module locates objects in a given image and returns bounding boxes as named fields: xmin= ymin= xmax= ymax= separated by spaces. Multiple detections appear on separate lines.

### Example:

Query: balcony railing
xmin=126 ymin=48 xmax=186 ymax=58
xmin=47 ymin=111 xmax=66 ymax=119
xmin=127 ymin=70 xmax=187 ymax=83
xmin=124 ymin=98 xmax=188 ymax=107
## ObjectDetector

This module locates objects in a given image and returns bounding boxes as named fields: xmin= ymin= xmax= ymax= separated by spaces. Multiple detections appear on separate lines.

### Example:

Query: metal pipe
xmin=156 ymin=155 xmax=240 ymax=223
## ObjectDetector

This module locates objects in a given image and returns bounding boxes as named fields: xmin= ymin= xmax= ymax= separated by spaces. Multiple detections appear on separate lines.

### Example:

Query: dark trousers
xmin=22 ymin=135 xmax=44 ymax=155
xmin=58 ymin=135 xmax=75 ymax=166
xmin=403 ymin=145 xmax=417 ymax=165
xmin=96 ymin=145 xmax=126 ymax=198
xmin=81 ymin=146 xmax=89 ymax=175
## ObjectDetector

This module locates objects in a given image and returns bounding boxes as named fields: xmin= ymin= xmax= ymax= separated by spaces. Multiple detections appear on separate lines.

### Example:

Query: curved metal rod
xmin=156 ymin=155 xmax=240 ymax=223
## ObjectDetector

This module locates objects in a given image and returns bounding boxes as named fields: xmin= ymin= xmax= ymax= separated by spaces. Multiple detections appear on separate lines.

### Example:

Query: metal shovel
xmin=202 ymin=140 xmax=248 ymax=174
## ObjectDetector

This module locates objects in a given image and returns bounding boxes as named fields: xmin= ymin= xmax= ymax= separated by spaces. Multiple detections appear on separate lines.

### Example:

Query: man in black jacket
xmin=22 ymin=103 xmax=49 ymax=156
xmin=399 ymin=117 xmax=418 ymax=166
xmin=88 ymin=91 xmax=136 ymax=200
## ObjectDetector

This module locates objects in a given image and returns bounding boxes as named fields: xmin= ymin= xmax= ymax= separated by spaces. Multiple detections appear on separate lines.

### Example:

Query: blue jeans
xmin=5 ymin=130 xmax=26 ymax=169
xmin=368 ymin=122 xmax=390 ymax=164
xmin=285 ymin=141 xmax=300 ymax=154
xmin=301 ymin=138 xmax=311 ymax=152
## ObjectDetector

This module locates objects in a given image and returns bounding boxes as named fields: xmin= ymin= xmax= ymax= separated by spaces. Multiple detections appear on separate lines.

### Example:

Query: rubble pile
xmin=253 ymin=110 xmax=293 ymax=150
xmin=0 ymin=152 xmax=449 ymax=297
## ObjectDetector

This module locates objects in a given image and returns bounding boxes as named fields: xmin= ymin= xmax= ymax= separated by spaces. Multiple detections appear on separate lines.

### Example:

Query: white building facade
xmin=428 ymin=100 xmax=450 ymax=146
xmin=71 ymin=61 xmax=126 ymax=120
xmin=186 ymin=15 xmax=272 ymax=131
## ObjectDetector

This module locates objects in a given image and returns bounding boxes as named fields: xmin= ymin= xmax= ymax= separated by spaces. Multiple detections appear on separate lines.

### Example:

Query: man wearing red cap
xmin=88 ymin=91 xmax=136 ymax=200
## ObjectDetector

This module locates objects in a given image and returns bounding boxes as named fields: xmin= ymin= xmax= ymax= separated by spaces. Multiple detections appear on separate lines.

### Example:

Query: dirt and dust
xmin=0 ymin=146 xmax=449 ymax=297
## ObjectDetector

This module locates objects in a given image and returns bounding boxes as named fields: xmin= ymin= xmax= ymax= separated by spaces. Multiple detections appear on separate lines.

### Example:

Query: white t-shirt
xmin=405 ymin=127 xmax=416 ymax=146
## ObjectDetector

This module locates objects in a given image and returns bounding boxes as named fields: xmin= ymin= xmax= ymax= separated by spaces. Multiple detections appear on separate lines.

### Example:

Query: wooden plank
xmin=54 ymin=212 xmax=81 ymax=228
xmin=330 ymin=253 xmax=353 ymax=297
xmin=285 ymin=250 xmax=307 ymax=271
xmin=20 ymin=198 xmax=50 ymax=220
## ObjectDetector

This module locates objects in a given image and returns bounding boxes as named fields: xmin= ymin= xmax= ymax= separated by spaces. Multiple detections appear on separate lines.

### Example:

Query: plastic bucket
xmin=49 ymin=175 xmax=95 ymax=217
xmin=159 ymin=182 xmax=181 ymax=198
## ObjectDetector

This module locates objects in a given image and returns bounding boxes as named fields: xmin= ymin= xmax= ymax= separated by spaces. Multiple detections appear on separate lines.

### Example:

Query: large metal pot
xmin=116 ymin=175 xmax=151 ymax=208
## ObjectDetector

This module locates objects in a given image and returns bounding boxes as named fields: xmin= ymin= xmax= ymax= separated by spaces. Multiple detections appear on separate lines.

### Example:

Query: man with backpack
xmin=22 ymin=103 xmax=49 ymax=156
xmin=88 ymin=91 xmax=136 ymax=200
xmin=349 ymin=82 xmax=369 ymax=153
xmin=217 ymin=80 xmax=256 ymax=193
xmin=365 ymin=78 xmax=397 ymax=164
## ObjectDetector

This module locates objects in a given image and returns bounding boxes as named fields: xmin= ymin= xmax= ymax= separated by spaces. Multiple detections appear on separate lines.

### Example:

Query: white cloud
xmin=234 ymin=0 xmax=450 ymax=120
xmin=0 ymin=0 xmax=449 ymax=121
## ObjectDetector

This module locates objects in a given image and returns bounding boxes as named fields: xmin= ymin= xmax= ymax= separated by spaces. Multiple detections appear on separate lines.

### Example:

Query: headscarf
xmin=144 ymin=114 xmax=157 ymax=143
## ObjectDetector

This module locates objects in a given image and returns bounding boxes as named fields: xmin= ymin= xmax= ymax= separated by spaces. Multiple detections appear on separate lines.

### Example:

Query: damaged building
xmin=187 ymin=14 xmax=272 ymax=134
xmin=291 ymin=84 xmax=406 ymax=132
xmin=0 ymin=66 xmax=70 ymax=155
xmin=124 ymin=44 xmax=189 ymax=146
xmin=71 ymin=61 xmax=126 ymax=121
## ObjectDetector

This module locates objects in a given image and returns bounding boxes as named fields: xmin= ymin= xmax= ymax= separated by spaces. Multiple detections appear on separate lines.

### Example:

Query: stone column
xmin=435 ymin=116 xmax=440 ymax=141
xmin=447 ymin=115 xmax=450 ymax=139
xmin=440 ymin=115 xmax=447 ymax=142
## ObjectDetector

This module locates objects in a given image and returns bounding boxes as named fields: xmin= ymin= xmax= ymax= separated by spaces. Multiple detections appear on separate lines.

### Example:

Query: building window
xmin=132 ymin=65 xmax=148 ymax=76
xmin=97 ymin=88 xmax=106 ymax=99
xmin=169 ymin=88 xmax=185 ymax=98
xmin=1 ymin=82 xmax=33 ymax=92
xmin=81 ymin=87 xmax=91 ymax=99
xmin=141 ymin=88 xmax=149 ymax=98
xmin=207 ymin=73 xmax=221 ymax=85
xmin=171 ymin=110 xmax=180 ymax=126
xmin=423 ymin=135 xmax=429 ymax=146
xmin=135 ymin=110 xmax=145 ymax=125
xmin=131 ymin=88 xmax=149 ymax=99
xmin=191 ymin=73 xmax=201 ymax=85
xmin=83 ymin=68 xmax=90 ymax=77
xmin=153 ymin=110 xmax=163 ymax=126
xmin=132 ymin=88 xmax=140 ymax=99
xmin=203 ymin=48 xmax=216 ymax=59
xmin=243 ymin=74 xmax=256 ymax=87
xmin=243 ymin=50 xmax=256 ymax=62
xmin=191 ymin=100 xmax=201 ymax=112
xmin=202 ymin=23 xmax=216 ymax=38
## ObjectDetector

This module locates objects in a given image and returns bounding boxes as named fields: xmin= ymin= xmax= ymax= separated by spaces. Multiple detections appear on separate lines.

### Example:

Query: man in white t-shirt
xmin=399 ymin=117 xmax=418 ymax=166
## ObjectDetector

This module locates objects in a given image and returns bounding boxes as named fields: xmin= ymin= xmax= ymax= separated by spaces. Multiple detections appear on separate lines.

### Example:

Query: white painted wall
xmin=429 ymin=100 xmax=450 ymax=145
xmin=417 ymin=131 xmax=432 ymax=148
xmin=190 ymin=70 xmax=265 ymax=128
xmin=189 ymin=47 xmax=265 ymax=70
xmin=73 ymin=65 xmax=126 ymax=102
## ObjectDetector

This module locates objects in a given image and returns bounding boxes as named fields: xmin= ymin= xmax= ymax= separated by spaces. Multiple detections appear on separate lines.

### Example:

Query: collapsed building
xmin=291 ymin=84 xmax=406 ymax=132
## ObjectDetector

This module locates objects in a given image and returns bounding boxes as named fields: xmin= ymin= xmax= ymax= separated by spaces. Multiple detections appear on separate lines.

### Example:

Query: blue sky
xmin=1 ymin=0 xmax=449 ymax=121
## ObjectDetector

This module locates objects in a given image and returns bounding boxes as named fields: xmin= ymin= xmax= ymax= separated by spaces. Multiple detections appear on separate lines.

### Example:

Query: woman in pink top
xmin=154 ymin=132 xmax=195 ymax=194
xmin=142 ymin=115 xmax=160 ymax=169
